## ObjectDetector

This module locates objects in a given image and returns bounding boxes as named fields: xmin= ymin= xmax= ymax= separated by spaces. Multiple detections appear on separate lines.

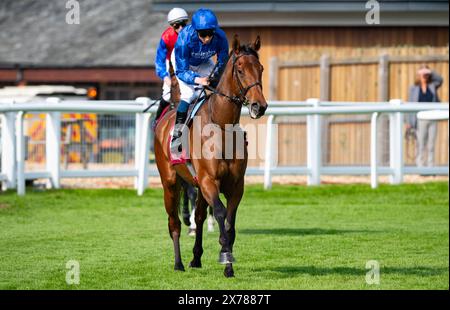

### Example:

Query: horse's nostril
xmin=257 ymin=104 xmax=267 ymax=116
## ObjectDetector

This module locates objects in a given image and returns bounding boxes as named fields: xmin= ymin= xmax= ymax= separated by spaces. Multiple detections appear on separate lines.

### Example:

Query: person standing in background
xmin=407 ymin=65 xmax=443 ymax=167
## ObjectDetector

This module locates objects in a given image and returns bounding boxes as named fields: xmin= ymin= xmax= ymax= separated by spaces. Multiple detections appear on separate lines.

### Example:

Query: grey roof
xmin=154 ymin=0 xmax=449 ymax=10
xmin=0 ymin=0 xmax=168 ymax=67
xmin=154 ymin=0 xmax=449 ymax=26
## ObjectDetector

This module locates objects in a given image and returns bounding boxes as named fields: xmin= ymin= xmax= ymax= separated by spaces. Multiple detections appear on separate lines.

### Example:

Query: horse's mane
xmin=228 ymin=44 xmax=259 ymax=59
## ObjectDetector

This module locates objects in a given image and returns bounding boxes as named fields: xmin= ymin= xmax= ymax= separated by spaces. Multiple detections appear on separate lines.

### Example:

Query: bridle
xmin=205 ymin=52 xmax=263 ymax=106
xmin=230 ymin=53 xmax=263 ymax=106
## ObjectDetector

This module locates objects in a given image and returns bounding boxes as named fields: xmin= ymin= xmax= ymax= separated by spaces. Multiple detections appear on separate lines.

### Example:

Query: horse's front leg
xmin=222 ymin=179 xmax=244 ymax=277
xmin=189 ymin=190 xmax=208 ymax=268
xmin=199 ymin=177 xmax=235 ymax=277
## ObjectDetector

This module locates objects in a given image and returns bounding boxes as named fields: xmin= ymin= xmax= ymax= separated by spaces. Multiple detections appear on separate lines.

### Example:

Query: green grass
xmin=0 ymin=182 xmax=448 ymax=290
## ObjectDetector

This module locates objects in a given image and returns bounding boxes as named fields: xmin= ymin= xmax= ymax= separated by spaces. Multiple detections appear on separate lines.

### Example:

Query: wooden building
xmin=1 ymin=0 xmax=448 ymax=168
xmin=0 ymin=0 xmax=168 ymax=100
xmin=154 ymin=0 xmax=449 ymax=167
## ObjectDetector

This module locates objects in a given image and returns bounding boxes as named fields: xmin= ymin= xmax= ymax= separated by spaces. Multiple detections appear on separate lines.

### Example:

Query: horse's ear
xmin=252 ymin=35 xmax=261 ymax=52
xmin=232 ymin=34 xmax=240 ymax=55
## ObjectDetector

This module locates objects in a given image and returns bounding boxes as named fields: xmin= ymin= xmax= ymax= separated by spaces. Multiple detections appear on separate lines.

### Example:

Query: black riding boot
xmin=170 ymin=110 xmax=188 ymax=154
xmin=152 ymin=99 xmax=171 ymax=130
xmin=155 ymin=98 xmax=170 ymax=120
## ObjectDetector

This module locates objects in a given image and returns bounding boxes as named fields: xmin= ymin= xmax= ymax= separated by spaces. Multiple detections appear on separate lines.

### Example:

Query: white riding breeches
xmin=161 ymin=59 xmax=171 ymax=102
xmin=171 ymin=51 xmax=215 ymax=103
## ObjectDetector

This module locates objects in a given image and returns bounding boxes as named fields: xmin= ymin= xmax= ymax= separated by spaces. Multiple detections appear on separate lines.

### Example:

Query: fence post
xmin=320 ymin=54 xmax=331 ymax=165
xmin=307 ymin=98 xmax=321 ymax=185
xmin=320 ymin=54 xmax=330 ymax=101
xmin=264 ymin=115 xmax=275 ymax=190
xmin=136 ymin=97 xmax=152 ymax=196
xmin=370 ymin=112 xmax=379 ymax=189
xmin=1 ymin=112 xmax=17 ymax=190
xmin=378 ymin=53 xmax=390 ymax=166
xmin=269 ymin=57 xmax=279 ymax=101
xmin=16 ymin=111 xmax=25 ymax=196
xmin=378 ymin=54 xmax=389 ymax=102
xmin=389 ymin=99 xmax=404 ymax=184
xmin=46 ymin=98 xmax=61 ymax=189
xmin=134 ymin=113 xmax=142 ymax=190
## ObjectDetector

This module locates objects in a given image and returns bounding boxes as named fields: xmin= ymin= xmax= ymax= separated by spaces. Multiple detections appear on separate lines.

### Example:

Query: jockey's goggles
xmin=197 ymin=29 xmax=215 ymax=38
xmin=171 ymin=21 xmax=187 ymax=29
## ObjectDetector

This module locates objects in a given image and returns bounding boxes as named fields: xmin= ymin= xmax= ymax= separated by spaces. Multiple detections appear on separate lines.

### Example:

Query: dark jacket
xmin=408 ymin=71 xmax=443 ymax=128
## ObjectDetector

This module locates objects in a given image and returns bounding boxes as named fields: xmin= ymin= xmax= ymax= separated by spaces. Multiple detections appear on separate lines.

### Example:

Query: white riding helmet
xmin=167 ymin=8 xmax=188 ymax=24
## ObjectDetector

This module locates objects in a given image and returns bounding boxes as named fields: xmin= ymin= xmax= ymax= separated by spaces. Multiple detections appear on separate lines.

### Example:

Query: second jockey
xmin=154 ymin=8 xmax=189 ymax=125
xmin=170 ymin=8 xmax=229 ymax=154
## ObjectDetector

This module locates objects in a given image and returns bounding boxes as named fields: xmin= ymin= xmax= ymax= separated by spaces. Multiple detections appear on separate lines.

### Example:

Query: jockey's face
xmin=197 ymin=29 xmax=214 ymax=44
xmin=171 ymin=20 xmax=187 ymax=34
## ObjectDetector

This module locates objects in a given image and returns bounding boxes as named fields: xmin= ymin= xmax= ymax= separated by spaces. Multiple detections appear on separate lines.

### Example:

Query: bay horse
xmin=163 ymin=63 xmax=213 ymax=234
xmin=154 ymin=35 xmax=267 ymax=277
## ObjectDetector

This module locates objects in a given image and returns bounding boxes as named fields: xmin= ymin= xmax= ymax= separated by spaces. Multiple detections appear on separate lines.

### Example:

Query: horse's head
xmin=230 ymin=35 xmax=268 ymax=119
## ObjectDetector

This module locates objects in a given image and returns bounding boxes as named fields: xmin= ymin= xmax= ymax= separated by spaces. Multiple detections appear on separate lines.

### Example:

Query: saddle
xmin=168 ymin=93 xmax=209 ymax=166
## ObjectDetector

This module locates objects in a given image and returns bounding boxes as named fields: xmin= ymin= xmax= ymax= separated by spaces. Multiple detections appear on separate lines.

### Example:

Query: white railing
xmin=259 ymin=99 xmax=449 ymax=189
xmin=1 ymin=97 xmax=154 ymax=196
xmin=0 ymin=98 xmax=448 ymax=195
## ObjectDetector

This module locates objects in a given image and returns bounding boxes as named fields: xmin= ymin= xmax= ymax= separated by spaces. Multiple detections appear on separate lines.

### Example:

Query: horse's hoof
xmin=174 ymin=263 xmax=185 ymax=271
xmin=189 ymin=260 xmax=202 ymax=268
xmin=182 ymin=215 xmax=191 ymax=226
xmin=224 ymin=264 xmax=234 ymax=278
xmin=218 ymin=252 xmax=235 ymax=264
xmin=188 ymin=228 xmax=196 ymax=236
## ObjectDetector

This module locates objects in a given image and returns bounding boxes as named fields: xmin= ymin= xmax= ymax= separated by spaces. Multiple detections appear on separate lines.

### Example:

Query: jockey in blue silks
xmin=170 ymin=8 xmax=229 ymax=153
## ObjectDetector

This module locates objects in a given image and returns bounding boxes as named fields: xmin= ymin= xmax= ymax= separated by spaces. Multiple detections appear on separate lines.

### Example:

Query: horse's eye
xmin=238 ymin=69 xmax=243 ymax=75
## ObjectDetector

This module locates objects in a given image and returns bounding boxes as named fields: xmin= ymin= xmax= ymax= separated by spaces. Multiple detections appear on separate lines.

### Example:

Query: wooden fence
xmin=265 ymin=46 xmax=449 ymax=167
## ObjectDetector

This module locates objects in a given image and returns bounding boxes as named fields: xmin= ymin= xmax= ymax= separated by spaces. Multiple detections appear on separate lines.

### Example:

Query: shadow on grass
xmin=239 ymin=228 xmax=380 ymax=236
xmin=260 ymin=266 xmax=448 ymax=277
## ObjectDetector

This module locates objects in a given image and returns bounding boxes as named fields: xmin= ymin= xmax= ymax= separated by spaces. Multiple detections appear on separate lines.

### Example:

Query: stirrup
xmin=170 ymin=127 xmax=184 ymax=154
xmin=170 ymin=136 xmax=182 ymax=154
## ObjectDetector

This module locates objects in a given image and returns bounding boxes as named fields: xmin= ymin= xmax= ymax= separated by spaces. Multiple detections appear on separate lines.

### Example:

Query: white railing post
xmin=16 ymin=111 xmax=25 ymax=196
xmin=137 ymin=113 xmax=151 ymax=196
xmin=264 ymin=115 xmax=275 ymax=190
xmin=370 ymin=112 xmax=379 ymax=189
xmin=1 ymin=112 xmax=17 ymax=190
xmin=389 ymin=99 xmax=404 ymax=184
xmin=46 ymin=98 xmax=61 ymax=189
xmin=136 ymin=97 xmax=152 ymax=196
xmin=307 ymin=98 xmax=322 ymax=185
xmin=134 ymin=113 xmax=142 ymax=190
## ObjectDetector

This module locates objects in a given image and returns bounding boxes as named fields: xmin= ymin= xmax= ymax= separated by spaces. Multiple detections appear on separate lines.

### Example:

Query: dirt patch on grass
xmin=27 ymin=174 xmax=449 ymax=190
xmin=0 ymin=203 xmax=10 ymax=209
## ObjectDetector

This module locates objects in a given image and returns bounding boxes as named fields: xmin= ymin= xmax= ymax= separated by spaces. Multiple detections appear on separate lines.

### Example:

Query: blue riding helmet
xmin=192 ymin=8 xmax=218 ymax=31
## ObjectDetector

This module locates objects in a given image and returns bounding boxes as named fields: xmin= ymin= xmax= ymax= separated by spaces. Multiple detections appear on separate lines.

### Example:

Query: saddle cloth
xmin=168 ymin=94 xmax=208 ymax=165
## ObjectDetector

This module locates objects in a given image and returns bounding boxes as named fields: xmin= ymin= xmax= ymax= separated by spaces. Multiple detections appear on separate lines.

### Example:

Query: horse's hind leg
xmin=189 ymin=190 xmax=208 ymax=268
xmin=180 ymin=181 xmax=191 ymax=226
xmin=164 ymin=181 xmax=184 ymax=271
xmin=187 ymin=184 xmax=198 ymax=236
xmin=207 ymin=206 xmax=214 ymax=232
